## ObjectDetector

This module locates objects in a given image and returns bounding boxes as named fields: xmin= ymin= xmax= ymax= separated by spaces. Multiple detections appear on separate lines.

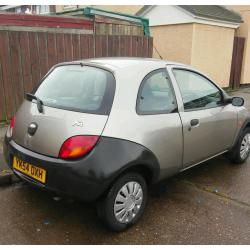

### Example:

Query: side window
xmin=137 ymin=69 xmax=177 ymax=114
xmin=173 ymin=69 xmax=222 ymax=111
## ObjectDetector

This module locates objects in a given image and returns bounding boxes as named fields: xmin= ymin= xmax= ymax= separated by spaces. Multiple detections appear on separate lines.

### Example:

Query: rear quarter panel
xmin=102 ymin=64 xmax=183 ymax=179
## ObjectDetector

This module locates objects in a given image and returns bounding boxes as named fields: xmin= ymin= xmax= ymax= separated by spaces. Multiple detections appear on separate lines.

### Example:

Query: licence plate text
xmin=13 ymin=156 xmax=46 ymax=184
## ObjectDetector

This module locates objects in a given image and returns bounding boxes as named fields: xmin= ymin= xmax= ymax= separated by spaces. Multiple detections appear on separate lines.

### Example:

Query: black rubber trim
xmin=3 ymin=136 xmax=160 ymax=202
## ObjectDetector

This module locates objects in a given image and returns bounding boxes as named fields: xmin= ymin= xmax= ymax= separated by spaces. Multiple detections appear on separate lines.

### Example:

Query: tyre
xmin=96 ymin=172 xmax=147 ymax=232
xmin=226 ymin=127 xmax=250 ymax=164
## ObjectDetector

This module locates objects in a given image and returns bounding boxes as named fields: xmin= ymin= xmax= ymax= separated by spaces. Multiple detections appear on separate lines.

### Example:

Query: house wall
xmin=142 ymin=5 xmax=194 ymax=26
xmin=151 ymin=23 xmax=235 ymax=87
xmin=242 ymin=25 xmax=250 ymax=84
xmin=55 ymin=5 xmax=64 ymax=12
xmin=191 ymin=23 xmax=235 ymax=87
xmin=229 ymin=6 xmax=250 ymax=84
xmin=150 ymin=24 xmax=194 ymax=65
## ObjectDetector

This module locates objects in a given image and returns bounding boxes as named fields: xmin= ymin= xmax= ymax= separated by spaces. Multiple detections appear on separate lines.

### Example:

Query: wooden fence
xmin=0 ymin=30 xmax=153 ymax=121
xmin=229 ymin=36 xmax=245 ymax=89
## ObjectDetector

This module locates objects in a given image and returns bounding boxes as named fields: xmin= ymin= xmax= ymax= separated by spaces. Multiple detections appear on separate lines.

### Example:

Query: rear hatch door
xmin=12 ymin=64 xmax=115 ymax=157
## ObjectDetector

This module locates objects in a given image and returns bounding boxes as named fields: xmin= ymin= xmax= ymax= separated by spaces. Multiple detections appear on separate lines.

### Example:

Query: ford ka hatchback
xmin=4 ymin=58 xmax=250 ymax=231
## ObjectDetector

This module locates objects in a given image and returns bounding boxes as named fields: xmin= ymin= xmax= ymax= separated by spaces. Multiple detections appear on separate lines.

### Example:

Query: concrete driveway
xmin=1 ymin=88 xmax=250 ymax=244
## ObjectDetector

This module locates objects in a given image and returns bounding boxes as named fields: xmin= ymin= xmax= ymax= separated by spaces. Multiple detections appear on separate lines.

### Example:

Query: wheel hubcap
xmin=114 ymin=181 xmax=143 ymax=224
xmin=240 ymin=133 xmax=250 ymax=160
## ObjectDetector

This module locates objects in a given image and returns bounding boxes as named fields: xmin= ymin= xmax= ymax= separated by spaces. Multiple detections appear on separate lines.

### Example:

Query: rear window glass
xmin=34 ymin=65 xmax=115 ymax=115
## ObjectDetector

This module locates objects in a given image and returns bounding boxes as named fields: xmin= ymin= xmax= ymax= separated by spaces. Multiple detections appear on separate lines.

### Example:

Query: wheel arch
xmin=243 ymin=120 xmax=250 ymax=130
xmin=236 ymin=118 xmax=250 ymax=141
xmin=230 ymin=117 xmax=250 ymax=151
xmin=115 ymin=163 xmax=159 ymax=186
xmin=92 ymin=136 xmax=161 ymax=201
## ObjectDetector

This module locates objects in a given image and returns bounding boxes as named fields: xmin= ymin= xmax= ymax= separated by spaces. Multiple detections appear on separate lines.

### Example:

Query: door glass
xmin=137 ymin=69 xmax=177 ymax=114
xmin=173 ymin=69 xmax=222 ymax=111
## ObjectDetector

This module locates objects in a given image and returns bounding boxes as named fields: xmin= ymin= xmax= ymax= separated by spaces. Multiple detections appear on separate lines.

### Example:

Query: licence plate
xmin=13 ymin=156 xmax=46 ymax=184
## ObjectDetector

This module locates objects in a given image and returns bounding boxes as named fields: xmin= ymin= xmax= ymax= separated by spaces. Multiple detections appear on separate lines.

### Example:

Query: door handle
xmin=190 ymin=119 xmax=199 ymax=126
xmin=188 ymin=119 xmax=199 ymax=131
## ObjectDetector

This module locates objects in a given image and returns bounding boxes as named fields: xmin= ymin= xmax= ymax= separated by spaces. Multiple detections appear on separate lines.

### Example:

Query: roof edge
xmin=178 ymin=5 xmax=243 ymax=24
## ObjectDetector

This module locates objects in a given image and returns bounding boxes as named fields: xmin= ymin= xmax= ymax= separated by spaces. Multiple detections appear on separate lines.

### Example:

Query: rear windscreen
xmin=34 ymin=65 xmax=115 ymax=115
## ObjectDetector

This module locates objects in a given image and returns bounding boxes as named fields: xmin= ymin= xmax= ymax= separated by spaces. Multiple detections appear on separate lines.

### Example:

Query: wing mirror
xmin=231 ymin=97 xmax=244 ymax=107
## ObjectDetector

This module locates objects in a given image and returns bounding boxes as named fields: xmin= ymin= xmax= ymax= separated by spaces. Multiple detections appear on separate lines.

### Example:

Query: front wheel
xmin=226 ymin=127 xmax=250 ymax=164
xmin=96 ymin=172 xmax=147 ymax=232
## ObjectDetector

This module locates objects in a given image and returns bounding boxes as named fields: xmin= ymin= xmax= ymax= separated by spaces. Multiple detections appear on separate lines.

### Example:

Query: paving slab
xmin=0 ymin=179 xmax=250 ymax=244
xmin=177 ymin=156 xmax=250 ymax=208
xmin=0 ymin=88 xmax=250 ymax=243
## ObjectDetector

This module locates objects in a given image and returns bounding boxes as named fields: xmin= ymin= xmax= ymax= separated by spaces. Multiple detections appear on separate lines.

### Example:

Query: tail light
xmin=59 ymin=135 xmax=99 ymax=159
xmin=9 ymin=115 xmax=16 ymax=137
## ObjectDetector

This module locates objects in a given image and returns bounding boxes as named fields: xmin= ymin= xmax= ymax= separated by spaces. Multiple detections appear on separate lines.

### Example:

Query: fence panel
xmin=38 ymin=32 xmax=49 ymax=79
xmin=29 ymin=32 xmax=41 ymax=90
xmin=9 ymin=31 xmax=23 ymax=108
xmin=80 ymin=34 xmax=88 ymax=59
xmin=0 ymin=30 xmax=153 ymax=121
xmin=0 ymin=60 xmax=5 ymax=121
xmin=229 ymin=36 xmax=245 ymax=89
xmin=56 ymin=33 xmax=65 ymax=63
xmin=20 ymin=32 xmax=32 ymax=95
xmin=47 ymin=33 xmax=57 ymax=69
xmin=64 ymin=33 xmax=73 ymax=61
xmin=0 ymin=31 xmax=15 ymax=119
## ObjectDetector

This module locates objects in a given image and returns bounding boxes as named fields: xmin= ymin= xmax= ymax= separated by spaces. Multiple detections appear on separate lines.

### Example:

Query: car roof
xmin=71 ymin=57 xmax=186 ymax=71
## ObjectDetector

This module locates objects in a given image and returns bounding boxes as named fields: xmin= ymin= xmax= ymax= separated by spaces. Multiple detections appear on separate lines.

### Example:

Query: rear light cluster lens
xmin=59 ymin=135 xmax=99 ymax=159
xmin=9 ymin=116 xmax=16 ymax=137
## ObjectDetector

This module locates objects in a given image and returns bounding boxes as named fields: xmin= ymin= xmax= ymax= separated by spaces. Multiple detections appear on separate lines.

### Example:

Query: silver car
xmin=3 ymin=58 xmax=250 ymax=231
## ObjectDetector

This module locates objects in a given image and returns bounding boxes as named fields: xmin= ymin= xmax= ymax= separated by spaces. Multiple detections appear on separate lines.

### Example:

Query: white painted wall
xmin=142 ymin=5 xmax=239 ymax=29
xmin=143 ymin=5 xmax=193 ymax=26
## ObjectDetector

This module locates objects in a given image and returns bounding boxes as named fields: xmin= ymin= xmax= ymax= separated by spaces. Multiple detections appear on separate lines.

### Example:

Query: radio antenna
xmin=153 ymin=45 xmax=164 ymax=60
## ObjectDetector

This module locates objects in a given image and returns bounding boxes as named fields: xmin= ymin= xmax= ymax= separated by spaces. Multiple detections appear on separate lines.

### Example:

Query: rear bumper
xmin=3 ymin=136 xmax=160 ymax=202
xmin=3 ymin=138 xmax=109 ymax=202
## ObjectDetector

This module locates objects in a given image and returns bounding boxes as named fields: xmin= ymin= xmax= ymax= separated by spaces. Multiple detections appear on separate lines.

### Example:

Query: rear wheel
xmin=96 ymin=172 xmax=147 ymax=232
xmin=226 ymin=127 xmax=250 ymax=164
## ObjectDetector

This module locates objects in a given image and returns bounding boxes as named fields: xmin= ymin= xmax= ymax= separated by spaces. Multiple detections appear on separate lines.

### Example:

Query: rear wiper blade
xmin=26 ymin=93 xmax=44 ymax=113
